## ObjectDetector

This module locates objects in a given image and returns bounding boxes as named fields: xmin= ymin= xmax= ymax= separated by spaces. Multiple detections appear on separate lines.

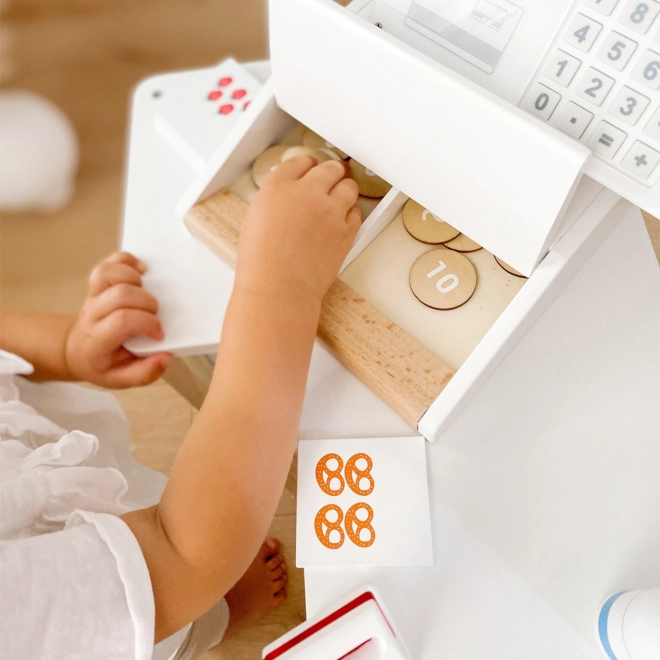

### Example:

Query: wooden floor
xmin=1 ymin=1 xmax=658 ymax=658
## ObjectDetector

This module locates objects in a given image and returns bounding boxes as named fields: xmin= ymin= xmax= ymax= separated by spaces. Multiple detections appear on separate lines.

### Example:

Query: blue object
xmin=598 ymin=592 xmax=626 ymax=660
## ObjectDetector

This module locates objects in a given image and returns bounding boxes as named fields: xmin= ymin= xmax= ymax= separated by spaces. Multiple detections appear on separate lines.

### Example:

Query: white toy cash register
xmin=123 ymin=0 xmax=658 ymax=441
xmin=121 ymin=1 xmax=659 ymax=657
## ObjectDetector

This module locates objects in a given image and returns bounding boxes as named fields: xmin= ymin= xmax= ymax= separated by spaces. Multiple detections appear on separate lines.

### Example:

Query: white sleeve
xmin=0 ymin=510 xmax=155 ymax=660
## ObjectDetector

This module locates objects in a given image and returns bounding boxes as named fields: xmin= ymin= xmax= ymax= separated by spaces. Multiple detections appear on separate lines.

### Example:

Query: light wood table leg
xmin=163 ymin=355 xmax=215 ymax=409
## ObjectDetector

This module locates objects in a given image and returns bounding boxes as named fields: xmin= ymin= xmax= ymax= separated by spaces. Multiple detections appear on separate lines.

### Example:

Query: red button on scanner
xmin=208 ymin=90 xmax=223 ymax=101
xmin=232 ymin=89 xmax=247 ymax=100
xmin=219 ymin=103 xmax=234 ymax=115
xmin=218 ymin=76 xmax=233 ymax=87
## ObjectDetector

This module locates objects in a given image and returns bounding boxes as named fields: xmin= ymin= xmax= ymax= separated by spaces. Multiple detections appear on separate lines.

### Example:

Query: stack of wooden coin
xmin=403 ymin=198 xmax=480 ymax=310
xmin=402 ymin=199 xmax=482 ymax=253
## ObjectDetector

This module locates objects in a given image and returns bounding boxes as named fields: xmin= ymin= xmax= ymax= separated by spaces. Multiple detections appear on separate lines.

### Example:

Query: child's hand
xmin=64 ymin=252 xmax=173 ymax=388
xmin=236 ymin=156 xmax=361 ymax=305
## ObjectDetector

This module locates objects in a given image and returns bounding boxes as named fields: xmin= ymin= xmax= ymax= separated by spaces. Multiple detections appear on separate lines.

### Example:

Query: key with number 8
xmin=619 ymin=0 xmax=660 ymax=34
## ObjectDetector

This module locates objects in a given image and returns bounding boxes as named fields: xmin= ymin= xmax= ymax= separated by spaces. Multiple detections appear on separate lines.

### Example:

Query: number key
xmin=583 ymin=0 xmax=621 ymax=15
xmin=618 ymin=0 xmax=660 ymax=34
xmin=608 ymin=86 xmax=650 ymax=124
xmin=543 ymin=50 xmax=582 ymax=87
xmin=564 ymin=14 xmax=603 ymax=52
xmin=596 ymin=31 xmax=638 ymax=71
xmin=576 ymin=67 xmax=615 ymax=105
xmin=644 ymin=107 xmax=660 ymax=142
xmin=526 ymin=83 xmax=562 ymax=120
xmin=631 ymin=50 xmax=660 ymax=90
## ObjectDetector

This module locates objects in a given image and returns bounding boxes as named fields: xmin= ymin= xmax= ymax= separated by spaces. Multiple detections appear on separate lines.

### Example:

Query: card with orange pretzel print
xmin=296 ymin=437 xmax=433 ymax=567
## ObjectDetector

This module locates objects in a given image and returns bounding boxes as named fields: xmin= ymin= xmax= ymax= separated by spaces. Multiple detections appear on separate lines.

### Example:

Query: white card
xmin=153 ymin=58 xmax=263 ymax=171
xmin=296 ymin=436 xmax=434 ymax=568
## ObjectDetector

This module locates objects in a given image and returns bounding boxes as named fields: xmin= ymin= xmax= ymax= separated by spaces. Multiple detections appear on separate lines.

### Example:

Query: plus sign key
xmin=621 ymin=141 xmax=660 ymax=181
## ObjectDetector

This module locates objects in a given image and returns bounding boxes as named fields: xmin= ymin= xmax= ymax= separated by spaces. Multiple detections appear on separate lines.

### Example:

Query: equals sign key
xmin=588 ymin=122 xmax=627 ymax=158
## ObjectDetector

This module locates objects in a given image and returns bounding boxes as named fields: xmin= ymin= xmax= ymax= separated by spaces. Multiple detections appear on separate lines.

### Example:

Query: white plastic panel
xmin=269 ymin=0 xmax=590 ymax=276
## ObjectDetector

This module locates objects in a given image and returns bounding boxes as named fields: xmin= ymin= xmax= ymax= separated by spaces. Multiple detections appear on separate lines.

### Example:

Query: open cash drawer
xmin=181 ymin=85 xmax=629 ymax=440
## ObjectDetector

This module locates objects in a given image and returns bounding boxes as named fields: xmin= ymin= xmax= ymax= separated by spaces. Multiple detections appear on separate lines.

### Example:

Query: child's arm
xmin=122 ymin=156 xmax=361 ymax=641
xmin=0 ymin=252 xmax=173 ymax=387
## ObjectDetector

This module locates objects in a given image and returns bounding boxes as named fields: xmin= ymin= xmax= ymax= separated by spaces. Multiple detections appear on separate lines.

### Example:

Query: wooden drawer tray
xmin=183 ymin=113 xmax=629 ymax=441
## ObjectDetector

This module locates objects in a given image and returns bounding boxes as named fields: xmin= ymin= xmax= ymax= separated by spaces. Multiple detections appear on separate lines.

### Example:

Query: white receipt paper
xmin=296 ymin=436 xmax=433 ymax=568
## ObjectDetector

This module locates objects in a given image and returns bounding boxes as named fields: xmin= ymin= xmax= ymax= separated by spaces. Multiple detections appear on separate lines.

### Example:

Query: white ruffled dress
xmin=0 ymin=350 xmax=227 ymax=660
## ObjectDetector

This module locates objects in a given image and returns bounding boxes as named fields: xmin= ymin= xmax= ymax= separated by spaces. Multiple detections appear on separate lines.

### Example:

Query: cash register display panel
xmin=354 ymin=0 xmax=660 ymax=205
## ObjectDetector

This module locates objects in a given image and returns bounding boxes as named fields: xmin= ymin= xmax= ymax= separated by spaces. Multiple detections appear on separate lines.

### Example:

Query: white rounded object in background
xmin=0 ymin=90 xmax=79 ymax=212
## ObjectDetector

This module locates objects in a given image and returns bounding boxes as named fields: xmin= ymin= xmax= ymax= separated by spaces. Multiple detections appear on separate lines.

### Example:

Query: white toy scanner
xmin=261 ymin=587 xmax=410 ymax=660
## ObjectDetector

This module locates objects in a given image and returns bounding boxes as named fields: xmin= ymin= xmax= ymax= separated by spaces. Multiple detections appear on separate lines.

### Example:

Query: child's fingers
xmin=328 ymin=177 xmax=359 ymax=211
xmin=345 ymin=205 xmax=362 ymax=234
xmin=267 ymin=155 xmax=317 ymax=184
xmin=103 ymin=251 xmax=147 ymax=273
xmin=95 ymin=308 xmax=164 ymax=351
xmin=106 ymin=353 xmax=173 ymax=388
xmin=303 ymin=160 xmax=348 ymax=193
xmin=89 ymin=262 xmax=142 ymax=297
xmin=89 ymin=284 xmax=159 ymax=322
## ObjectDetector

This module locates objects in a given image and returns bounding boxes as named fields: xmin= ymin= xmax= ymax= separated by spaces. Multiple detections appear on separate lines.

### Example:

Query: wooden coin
xmin=494 ymin=256 xmax=527 ymax=278
xmin=443 ymin=233 xmax=482 ymax=253
xmin=409 ymin=249 xmax=477 ymax=310
xmin=349 ymin=159 xmax=392 ymax=198
xmin=402 ymin=199 xmax=461 ymax=245
xmin=302 ymin=128 xmax=349 ymax=159
xmin=281 ymin=145 xmax=338 ymax=164
xmin=252 ymin=144 xmax=290 ymax=188
xmin=318 ymin=147 xmax=342 ymax=162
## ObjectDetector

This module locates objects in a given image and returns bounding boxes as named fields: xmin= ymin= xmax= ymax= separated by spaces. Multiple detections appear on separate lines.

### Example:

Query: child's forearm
xmin=0 ymin=312 xmax=75 ymax=380
xmin=123 ymin=285 xmax=321 ymax=641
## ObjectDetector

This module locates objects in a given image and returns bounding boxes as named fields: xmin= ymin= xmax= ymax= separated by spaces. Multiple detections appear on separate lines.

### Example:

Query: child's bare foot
xmin=224 ymin=538 xmax=287 ymax=638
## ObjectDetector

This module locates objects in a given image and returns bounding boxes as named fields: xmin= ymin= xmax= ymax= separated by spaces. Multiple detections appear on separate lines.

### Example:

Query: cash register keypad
xmin=525 ymin=0 xmax=660 ymax=185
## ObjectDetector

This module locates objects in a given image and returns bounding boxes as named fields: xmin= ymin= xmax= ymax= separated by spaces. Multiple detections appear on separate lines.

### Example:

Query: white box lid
xmin=269 ymin=0 xmax=590 ymax=276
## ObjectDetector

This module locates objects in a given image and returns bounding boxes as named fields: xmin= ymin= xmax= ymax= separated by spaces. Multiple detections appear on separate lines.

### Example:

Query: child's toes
xmin=270 ymin=564 xmax=286 ymax=580
xmin=266 ymin=553 xmax=284 ymax=570
xmin=273 ymin=575 xmax=287 ymax=594
xmin=261 ymin=538 xmax=280 ymax=560
xmin=274 ymin=589 xmax=287 ymax=605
